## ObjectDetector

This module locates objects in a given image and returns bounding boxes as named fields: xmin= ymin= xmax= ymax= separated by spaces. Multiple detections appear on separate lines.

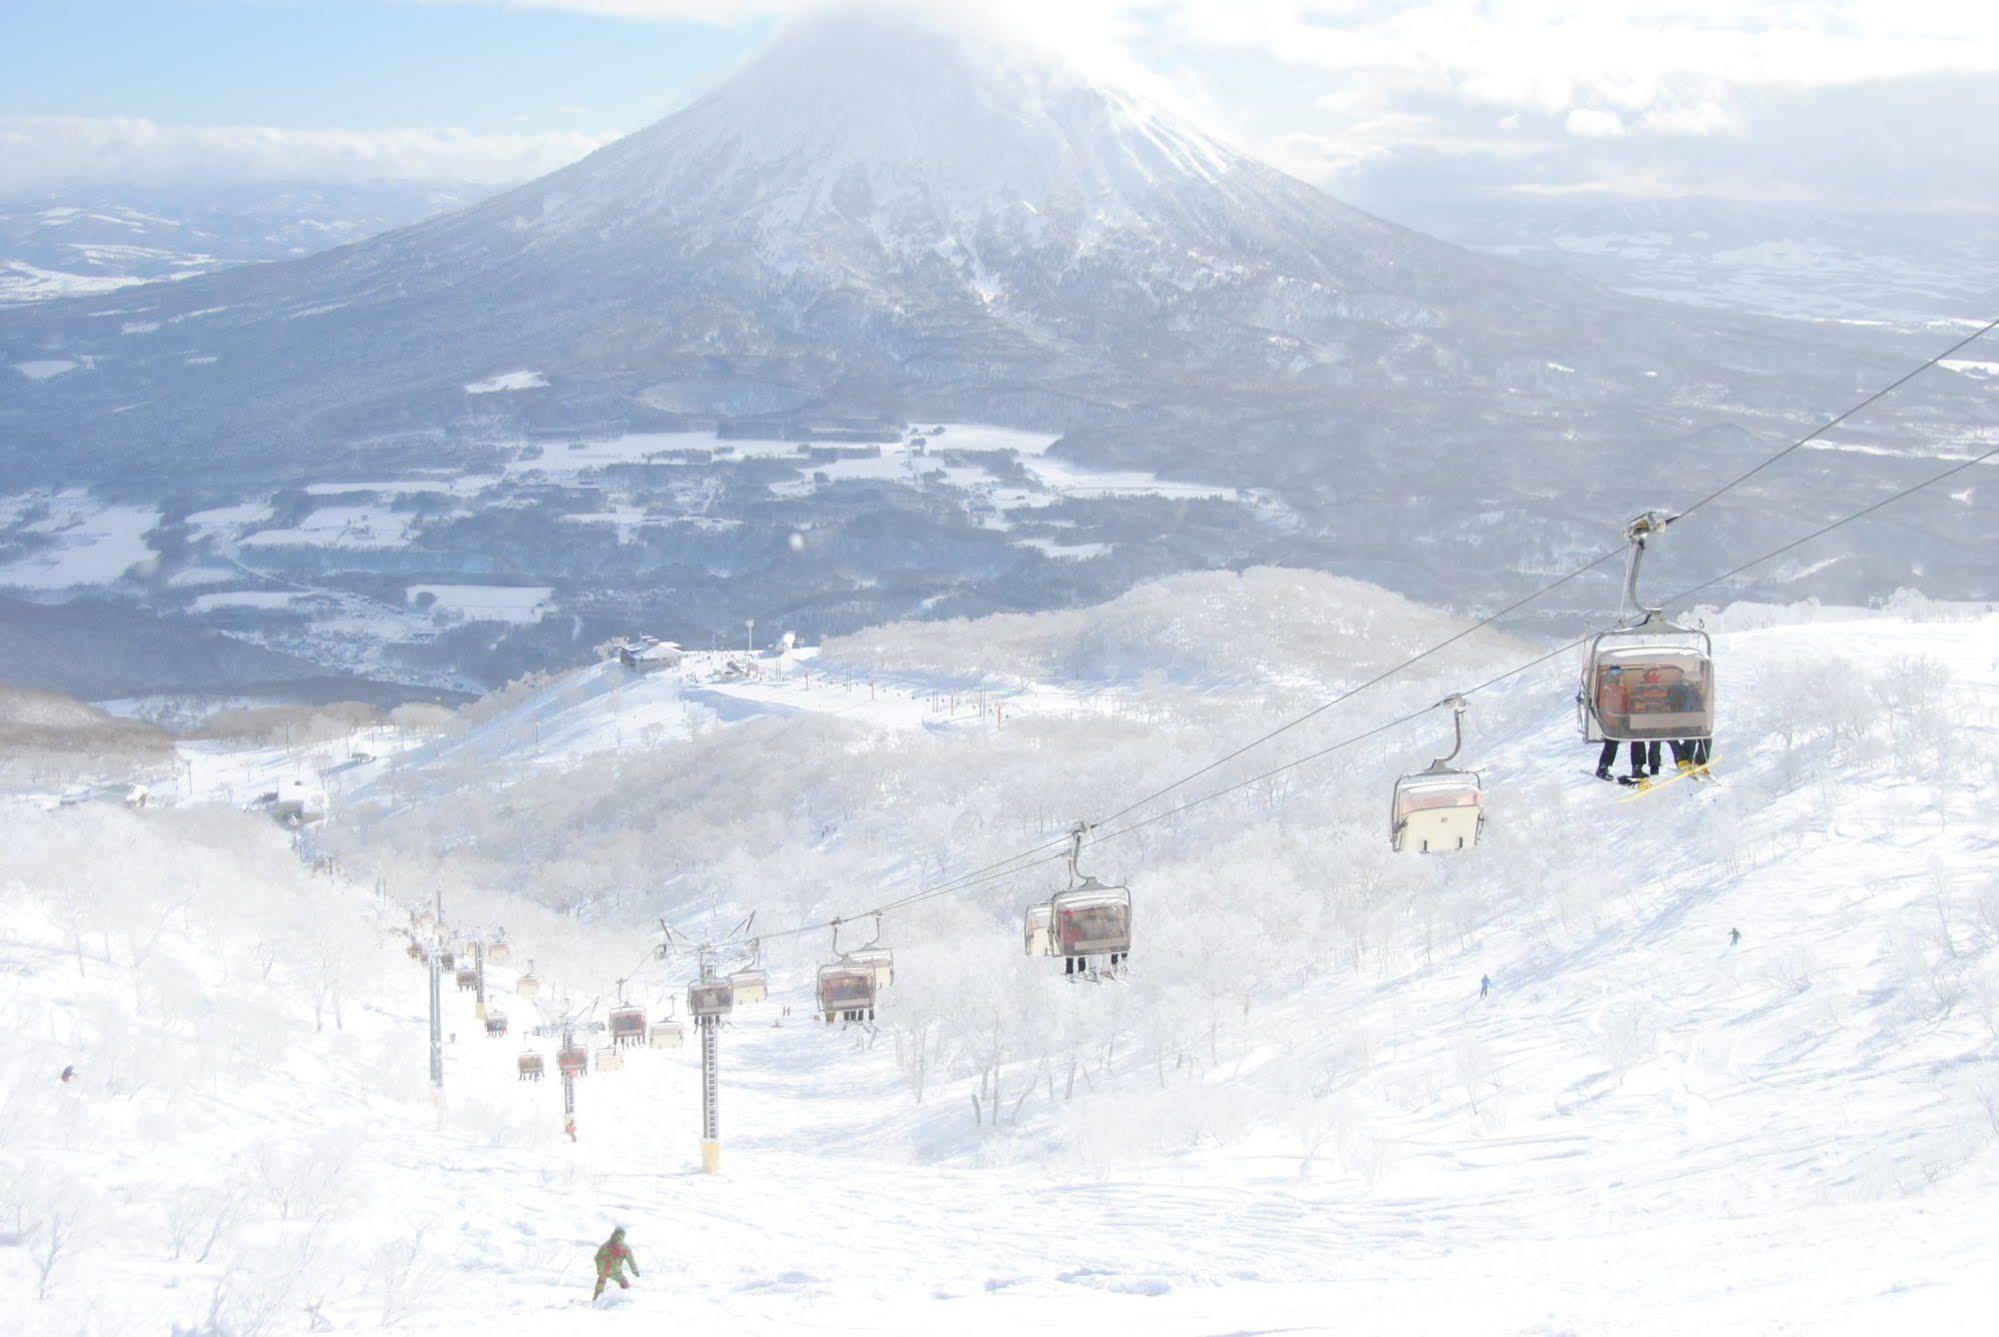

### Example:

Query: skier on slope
xmin=592 ymin=1226 xmax=640 ymax=1300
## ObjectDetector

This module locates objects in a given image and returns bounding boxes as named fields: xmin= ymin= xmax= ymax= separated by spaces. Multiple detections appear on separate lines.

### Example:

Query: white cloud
xmin=1156 ymin=1 xmax=1999 ymax=111
xmin=1564 ymin=107 xmax=1625 ymax=138
xmin=0 ymin=116 xmax=616 ymax=190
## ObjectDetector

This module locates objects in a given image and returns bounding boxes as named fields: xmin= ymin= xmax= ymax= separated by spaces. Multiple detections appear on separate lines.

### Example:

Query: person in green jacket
xmin=592 ymin=1226 xmax=639 ymax=1299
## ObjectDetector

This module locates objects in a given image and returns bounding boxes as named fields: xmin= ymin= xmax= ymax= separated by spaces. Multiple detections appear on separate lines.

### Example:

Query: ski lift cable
xmin=1085 ymin=437 xmax=1999 ymax=851
xmin=1090 ymin=316 xmax=1995 ymax=831
xmin=1669 ymin=316 xmax=1999 ymax=527
xmin=1090 ymin=546 xmax=1624 ymax=828
xmin=683 ymin=399 xmax=1999 ymax=960
xmin=574 ymin=324 xmax=1997 ymax=982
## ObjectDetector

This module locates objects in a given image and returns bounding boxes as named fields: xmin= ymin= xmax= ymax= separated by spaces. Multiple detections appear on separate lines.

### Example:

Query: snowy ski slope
xmin=4 ymin=587 xmax=1998 ymax=1334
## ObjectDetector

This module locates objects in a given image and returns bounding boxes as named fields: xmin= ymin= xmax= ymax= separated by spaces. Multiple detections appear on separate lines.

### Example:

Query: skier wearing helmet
xmin=592 ymin=1226 xmax=640 ymax=1300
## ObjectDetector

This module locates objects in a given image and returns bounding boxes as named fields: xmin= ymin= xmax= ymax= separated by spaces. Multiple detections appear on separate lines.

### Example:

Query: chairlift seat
xmin=1390 ymin=769 xmax=1485 ymax=853
xmin=516 ymin=1051 xmax=544 ymax=1079
xmin=455 ymin=967 xmax=478 ymax=989
xmin=516 ymin=975 xmax=539 ymax=998
xmin=487 ymin=941 xmax=510 ymax=964
xmin=687 ymin=980 xmax=735 ymax=1018
xmin=727 ymin=969 xmax=768 ymax=1005
xmin=1023 ymin=902 xmax=1053 ymax=957
xmin=557 ymin=1046 xmax=588 ymax=1077
xmin=1582 ymin=623 xmax=1715 ymax=742
xmin=846 ymin=946 xmax=894 ymax=989
xmin=608 ymin=1006 xmax=647 ymax=1044
xmin=486 ymin=1013 xmax=509 ymax=1037
xmin=1050 ymin=879 xmax=1132 ymax=957
xmin=648 ymin=1022 xmax=684 ymax=1049
xmin=817 ymin=964 xmax=876 ymax=1019
xmin=595 ymin=1045 xmax=624 ymax=1072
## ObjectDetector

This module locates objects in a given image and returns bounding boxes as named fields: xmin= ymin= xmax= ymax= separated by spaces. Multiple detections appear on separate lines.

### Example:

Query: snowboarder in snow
xmin=1729 ymin=927 xmax=1741 ymax=948
xmin=592 ymin=1226 xmax=639 ymax=1300
xmin=59 ymin=1065 xmax=75 ymax=1084
xmin=1479 ymin=974 xmax=1490 ymax=999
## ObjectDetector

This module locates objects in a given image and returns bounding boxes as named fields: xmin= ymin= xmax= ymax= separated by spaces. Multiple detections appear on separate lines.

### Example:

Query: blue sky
xmin=2 ymin=1 xmax=1994 ymax=211
xmin=0 ymin=1 xmax=765 ymax=131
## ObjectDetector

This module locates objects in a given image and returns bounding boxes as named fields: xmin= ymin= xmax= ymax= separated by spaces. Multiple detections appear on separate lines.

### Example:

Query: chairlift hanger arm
xmin=1427 ymin=694 xmax=1468 ymax=771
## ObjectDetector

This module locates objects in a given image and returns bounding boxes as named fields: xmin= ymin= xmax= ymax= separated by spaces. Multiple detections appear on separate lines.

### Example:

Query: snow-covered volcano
xmin=0 ymin=4 xmax=1934 ymax=487
xmin=0 ymin=5 xmax=1990 ymax=703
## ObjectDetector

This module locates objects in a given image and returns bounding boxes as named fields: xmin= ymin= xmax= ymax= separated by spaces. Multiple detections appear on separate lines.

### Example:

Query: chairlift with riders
xmin=607 ymin=978 xmax=647 ymax=1048
xmin=1579 ymin=512 xmax=1716 ymax=758
xmin=816 ymin=922 xmax=877 ymax=1023
xmin=1041 ymin=822 xmax=1131 ymax=981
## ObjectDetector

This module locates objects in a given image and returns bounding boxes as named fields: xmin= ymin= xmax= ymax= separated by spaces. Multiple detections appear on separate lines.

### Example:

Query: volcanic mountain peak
xmin=499 ymin=4 xmax=1270 ymax=257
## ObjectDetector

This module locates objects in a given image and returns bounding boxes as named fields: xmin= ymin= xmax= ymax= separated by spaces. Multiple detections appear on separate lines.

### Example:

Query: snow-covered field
xmin=5 ymin=576 xmax=1999 ymax=1334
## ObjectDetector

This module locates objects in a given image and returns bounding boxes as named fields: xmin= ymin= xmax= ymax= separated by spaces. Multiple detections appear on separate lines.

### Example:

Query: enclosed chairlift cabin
xmin=726 ymin=939 xmax=769 ymax=1005
xmin=487 ymin=938 xmax=511 ymax=964
xmin=1023 ymin=902 xmax=1052 ymax=957
xmin=607 ymin=979 xmax=647 ymax=1048
xmin=847 ymin=917 xmax=894 ymax=989
xmin=1391 ymin=695 xmax=1484 ymax=853
xmin=817 ymin=962 xmax=876 ymax=1023
xmin=516 ymin=961 xmax=540 ymax=999
xmin=1040 ymin=822 xmax=1132 ymax=980
xmin=647 ymin=995 xmax=684 ymax=1048
xmin=687 ymin=977 xmax=735 ymax=1019
xmin=1579 ymin=512 xmax=1716 ymax=748
xmin=607 ymin=1006 xmax=646 ymax=1047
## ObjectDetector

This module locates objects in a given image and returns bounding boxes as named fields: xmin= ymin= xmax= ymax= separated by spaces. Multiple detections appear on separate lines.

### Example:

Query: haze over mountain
xmin=0 ymin=182 xmax=491 ymax=307
xmin=0 ymin=6 xmax=1991 ymax=699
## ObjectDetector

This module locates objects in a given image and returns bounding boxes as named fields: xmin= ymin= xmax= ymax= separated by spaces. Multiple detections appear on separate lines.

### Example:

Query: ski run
xmin=5 ymin=572 xmax=1999 ymax=1334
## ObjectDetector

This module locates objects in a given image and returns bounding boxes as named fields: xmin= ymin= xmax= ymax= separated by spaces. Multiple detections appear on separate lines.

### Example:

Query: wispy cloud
xmin=0 ymin=116 xmax=616 ymax=191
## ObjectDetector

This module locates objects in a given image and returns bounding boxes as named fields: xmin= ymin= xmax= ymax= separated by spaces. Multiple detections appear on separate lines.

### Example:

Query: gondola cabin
xmin=557 ymin=1045 xmax=588 ymax=1078
xmin=727 ymin=969 xmax=768 ymax=1005
xmin=1390 ymin=770 xmax=1484 ymax=853
xmin=1580 ymin=619 xmax=1715 ymax=743
xmin=485 ymin=1012 xmax=508 ymax=1037
xmin=607 ymin=1006 xmax=647 ymax=1047
xmin=516 ymin=972 xmax=540 ymax=999
xmin=847 ymin=946 xmax=894 ymax=989
xmin=1050 ymin=880 xmax=1132 ymax=960
xmin=687 ymin=979 xmax=735 ymax=1019
xmin=595 ymin=1045 xmax=624 ymax=1073
xmin=648 ymin=1021 xmax=684 ymax=1049
xmin=487 ymin=940 xmax=510 ymax=964
xmin=1023 ymin=902 xmax=1052 ymax=957
xmin=817 ymin=964 xmax=876 ymax=1022
xmin=517 ymin=1051 xmax=544 ymax=1081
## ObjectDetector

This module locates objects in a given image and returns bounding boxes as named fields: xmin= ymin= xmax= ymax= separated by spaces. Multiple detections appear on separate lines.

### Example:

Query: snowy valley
xmin=5 ymin=570 xmax=1999 ymax=1334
